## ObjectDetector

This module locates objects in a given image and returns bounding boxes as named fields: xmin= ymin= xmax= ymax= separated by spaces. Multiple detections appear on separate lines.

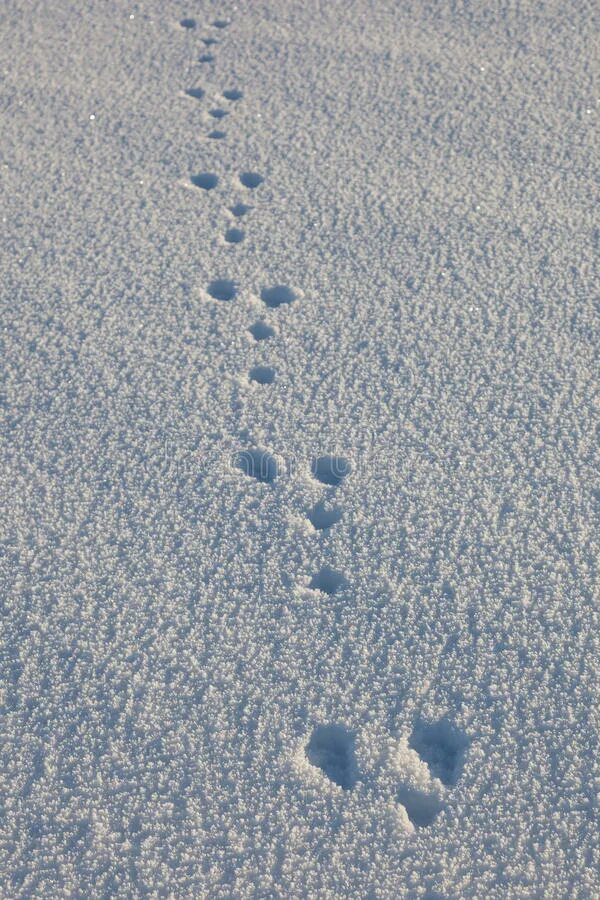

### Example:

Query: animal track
xmin=240 ymin=172 xmax=264 ymax=189
xmin=207 ymin=279 xmax=236 ymax=301
xmin=249 ymin=321 xmax=274 ymax=341
xmin=230 ymin=203 xmax=250 ymax=217
xmin=208 ymin=130 xmax=226 ymax=140
xmin=309 ymin=566 xmax=347 ymax=595
xmin=249 ymin=365 xmax=275 ymax=385
xmin=397 ymin=785 xmax=444 ymax=828
xmin=191 ymin=172 xmax=218 ymax=190
xmin=199 ymin=53 xmax=215 ymax=63
xmin=409 ymin=719 xmax=469 ymax=787
xmin=209 ymin=108 xmax=228 ymax=119
xmin=223 ymin=89 xmax=243 ymax=101
xmin=311 ymin=455 xmax=350 ymax=486
xmin=202 ymin=37 xmax=218 ymax=46
xmin=213 ymin=19 xmax=230 ymax=29
xmin=260 ymin=285 xmax=296 ymax=308
xmin=236 ymin=449 xmax=278 ymax=483
xmin=180 ymin=18 xmax=196 ymax=29
xmin=224 ymin=227 xmax=244 ymax=244
xmin=306 ymin=725 xmax=358 ymax=790
xmin=308 ymin=501 xmax=342 ymax=531
xmin=185 ymin=87 xmax=205 ymax=100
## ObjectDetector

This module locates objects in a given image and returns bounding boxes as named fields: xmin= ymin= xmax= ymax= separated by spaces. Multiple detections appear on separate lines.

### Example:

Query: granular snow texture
xmin=0 ymin=1 xmax=598 ymax=896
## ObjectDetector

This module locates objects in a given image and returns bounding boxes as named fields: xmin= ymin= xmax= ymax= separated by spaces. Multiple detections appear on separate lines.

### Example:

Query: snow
xmin=0 ymin=0 xmax=598 ymax=896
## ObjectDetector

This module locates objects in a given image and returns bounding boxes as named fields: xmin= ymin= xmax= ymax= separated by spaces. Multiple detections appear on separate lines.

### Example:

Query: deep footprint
xmin=202 ymin=37 xmax=218 ymax=46
xmin=311 ymin=455 xmax=350 ymax=486
xmin=213 ymin=19 xmax=230 ymax=28
xmin=240 ymin=172 xmax=263 ymax=189
xmin=209 ymin=108 xmax=228 ymax=119
xmin=224 ymin=227 xmax=244 ymax=244
xmin=207 ymin=279 xmax=236 ymax=301
xmin=236 ymin=449 xmax=278 ymax=483
xmin=223 ymin=89 xmax=243 ymax=101
xmin=309 ymin=566 xmax=347 ymax=595
xmin=191 ymin=172 xmax=218 ymax=190
xmin=249 ymin=365 xmax=275 ymax=385
xmin=306 ymin=725 xmax=358 ymax=790
xmin=208 ymin=130 xmax=226 ymax=140
xmin=185 ymin=87 xmax=205 ymax=100
xmin=249 ymin=321 xmax=274 ymax=341
xmin=199 ymin=53 xmax=215 ymax=63
xmin=180 ymin=18 xmax=196 ymax=29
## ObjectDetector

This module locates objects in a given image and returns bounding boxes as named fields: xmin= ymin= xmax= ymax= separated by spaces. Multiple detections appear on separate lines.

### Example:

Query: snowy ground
xmin=1 ymin=1 xmax=598 ymax=896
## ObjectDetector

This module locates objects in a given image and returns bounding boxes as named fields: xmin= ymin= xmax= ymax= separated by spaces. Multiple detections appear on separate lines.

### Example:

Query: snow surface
xmin=1 ymin=0 xmax=598 ymax=896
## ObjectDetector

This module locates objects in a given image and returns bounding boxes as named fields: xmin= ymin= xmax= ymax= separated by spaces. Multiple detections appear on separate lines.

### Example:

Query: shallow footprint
xmin=180 ymin=18 xmax=196 ymax=29
xmin=224 ymin=227 xmax=244 ymax=244
xmin=311 ymin=455 xmax=350 ymax=486
xmin=202 ymin=37 xmax=218 ymax=46
xmin=207 ymin=279 xmax=236 ymax=301
xmin=248 ymin=321 xmax=274 ymax=341
xmin=308 ymin=501 xmax=342 ymax=531
xmin=260 ymin=285 xmax=297 ymax=309
xmin=240 ymin=172 xmax=263 ymax=189
xmin=249 ymin=365 xmax=275 ymax=385
xmin=191 ymin=172 xmax=218 ymax=190
xmin=230 ymin=203 xmax=251 ymax=217
xmin=213 ymin=19 xmax=230 ymax=28
xmin=199 ymin=53 xmax=215 ymax=63
xmin=309 ymin=566 xmax=347 ymax=595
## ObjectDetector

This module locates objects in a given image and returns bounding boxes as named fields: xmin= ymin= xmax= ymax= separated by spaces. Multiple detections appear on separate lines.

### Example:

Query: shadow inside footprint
xmin=306 ymin=725 xmax=358 ymax=790
xmin=209 ymin=108 xmax=228 ymax=119
xmin=409 ymin=719 xmax=469 ymax=787
xmin=180 ymin=18 xmax=196 ymax=29
xmin=202 ymin=37 xmax=218 ymax=46
xmin=240 ymin=172 xmax=263 ymax=189
xmin=185 ymin=87 xmax=205 ymax=100
xmin=191 ymin=172 xmax=218 ymax=190
xmin=249 ymin=365 xmax=275 ymax=385
xmin=207 ymin=279 xmax=236 ymax=301
xmin=223 ymin=89 xmax=243 ymax=101
xmin=225 ymin=227 xmax=244 ymax=244
xmin=236 ymin=449 xmax=278 ymax=483
xmin=249 ymin=321 xmax=274 ymax=341
xmin=260 ymin=285 xmax=296 ymax=309
xmin=308 ymin=501 xmax=342 ymax=531
xmin=230 ymin=203 xmax=250 ymax=218
xmin=199 ymin=53 xmax=214 ymax=62
xmin=397 ymin=786 xmax=444 ymax=828
xmin=213 ymin=19 xmax=229 ymax=28
xmin=208 ymin=130 xmax=226 ymax=140
xmin=309 ymin=566 xmax=347 ymax=595
xmin=311 ymin=455 xmax=350 ymax=486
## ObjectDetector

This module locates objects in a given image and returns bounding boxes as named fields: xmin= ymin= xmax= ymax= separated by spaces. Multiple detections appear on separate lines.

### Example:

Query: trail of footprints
xmin=179 ymin=13 xmax=468 ymax=832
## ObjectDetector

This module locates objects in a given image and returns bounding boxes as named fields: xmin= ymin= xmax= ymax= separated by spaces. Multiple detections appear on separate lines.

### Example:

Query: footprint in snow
xmin=224 ymin=227 xmax=244 ymax=244
xmin=185 ymin=87 xmax=205 ymax=100
xmin=190 ymin=172 xmax=218 ymax=190
xmin=223 ymin=88 xmax=243 ymax=101
xmin=240 ymin=172 xmax=263 ymax=189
